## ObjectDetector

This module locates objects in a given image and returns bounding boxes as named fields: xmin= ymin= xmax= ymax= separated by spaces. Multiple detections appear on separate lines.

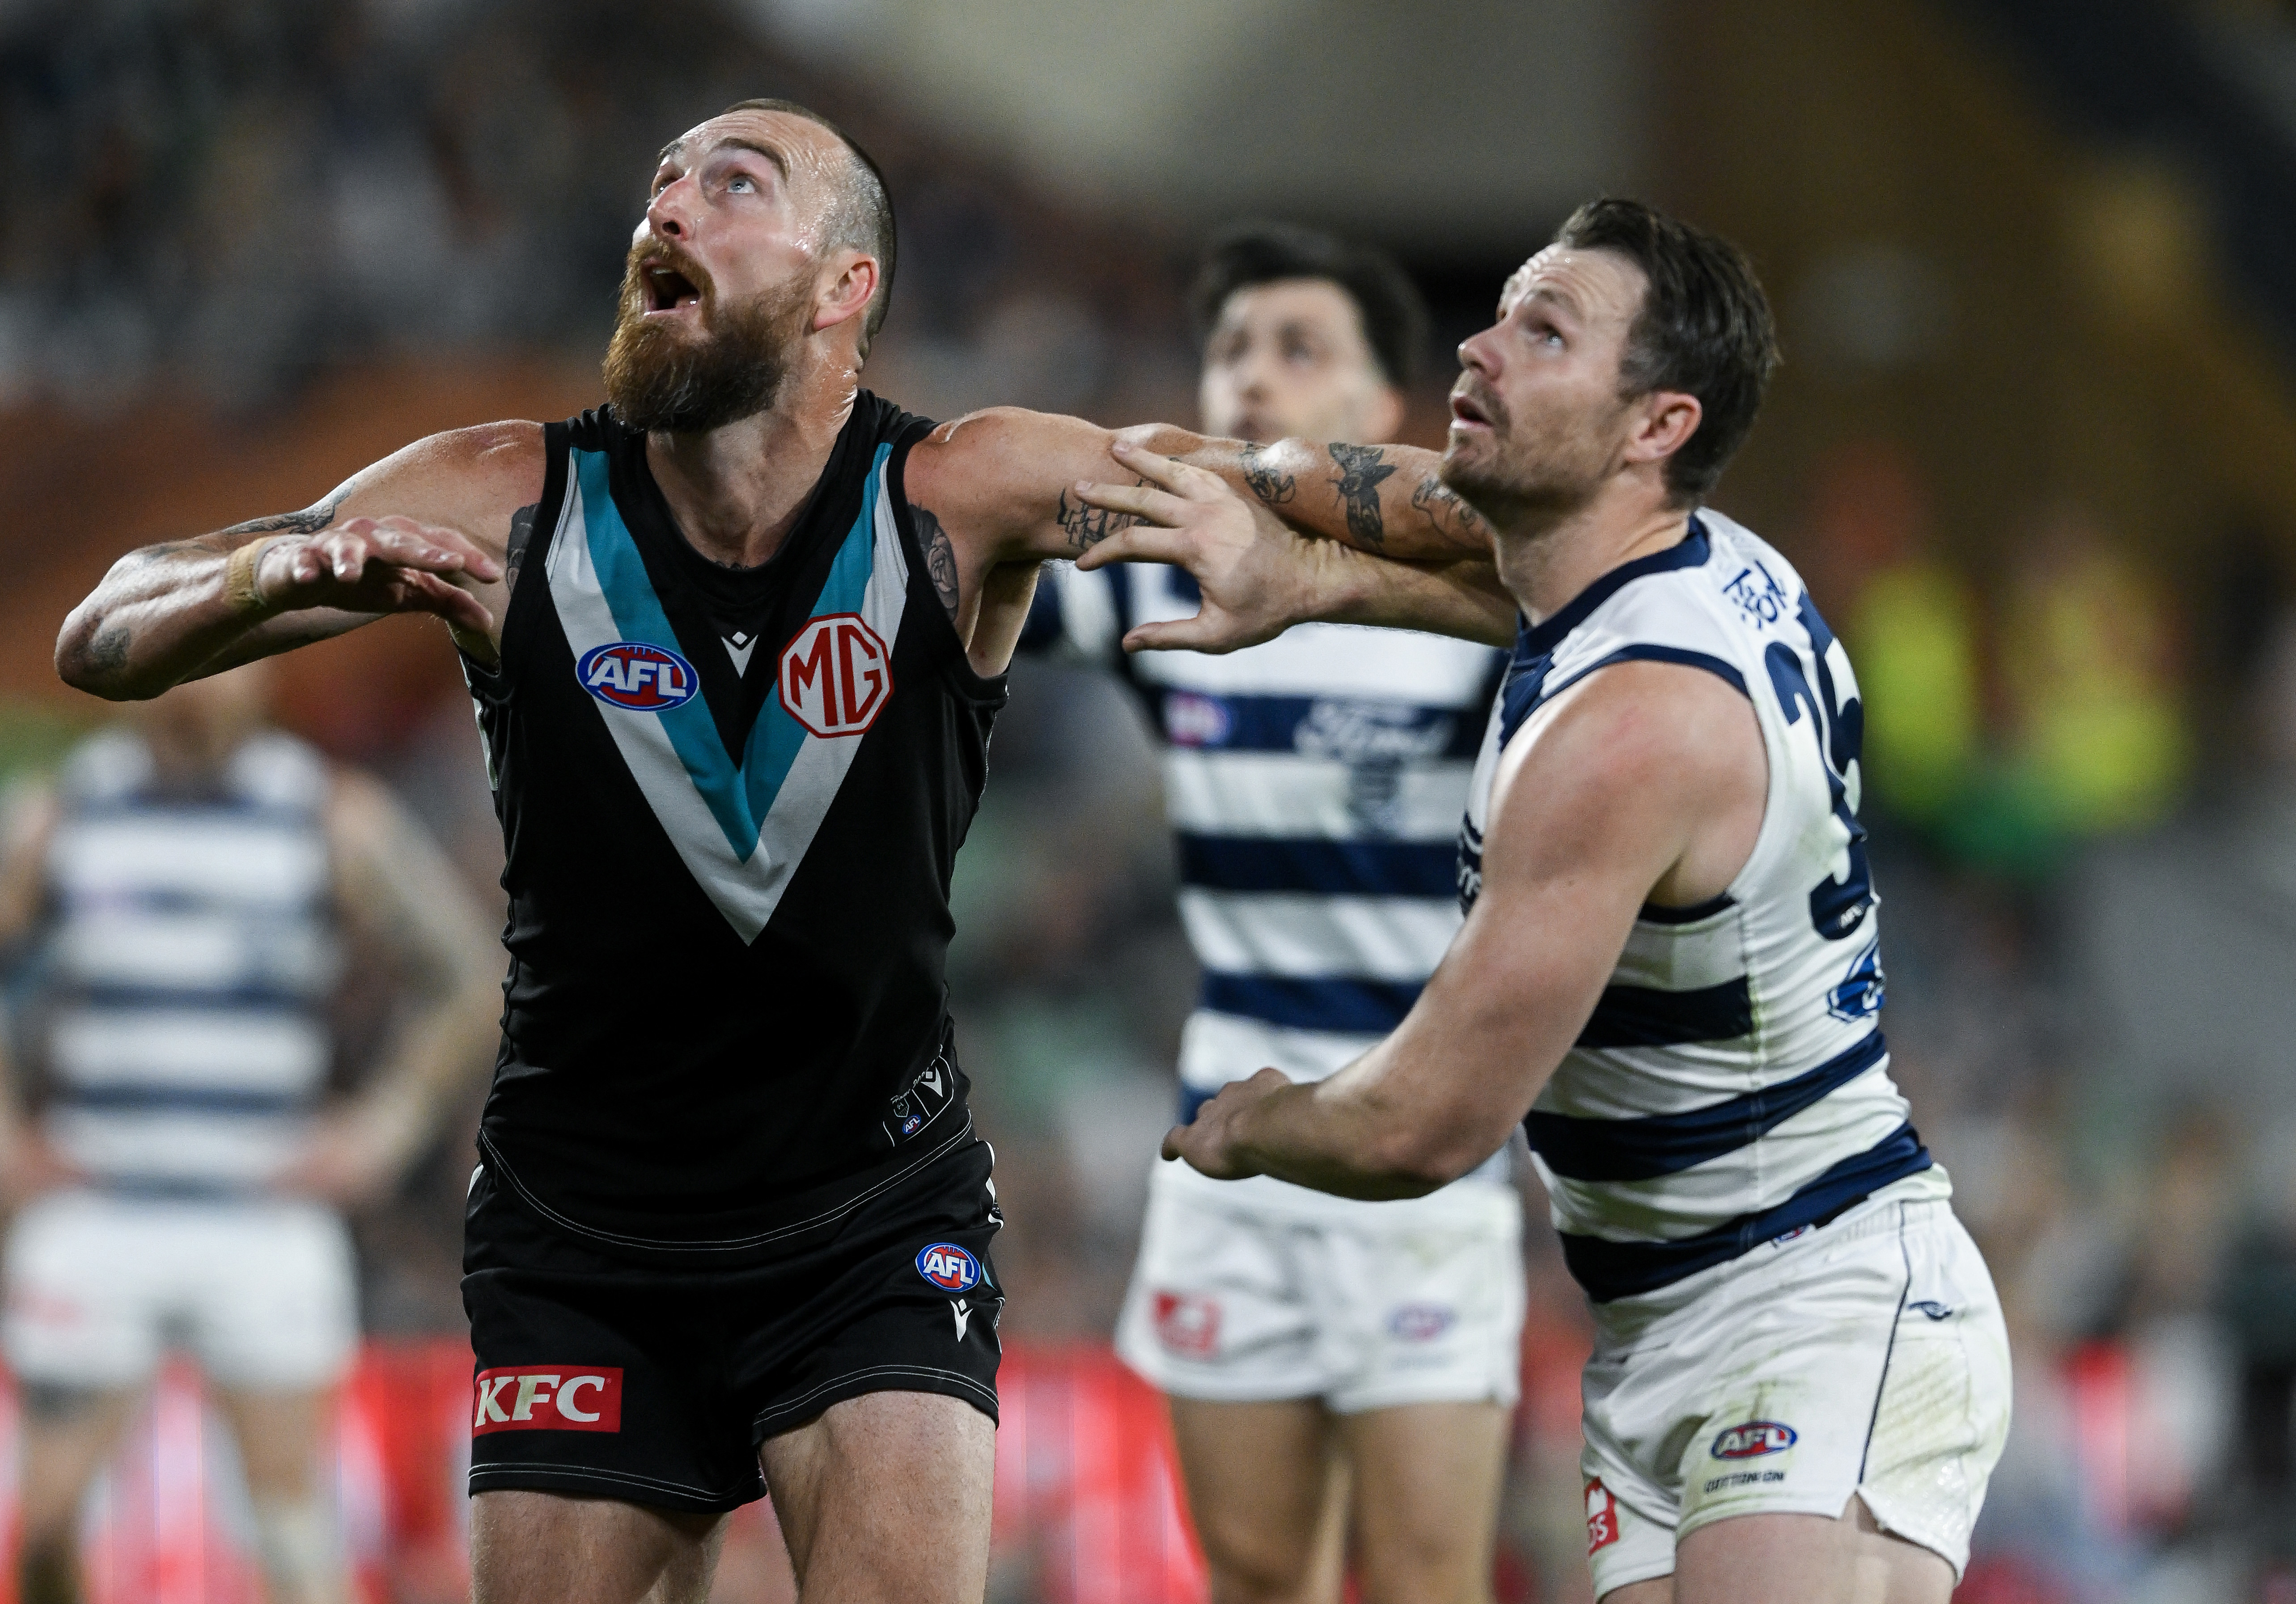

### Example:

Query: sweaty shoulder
xmin=1494 ymin=659 xmax=1764 ymax=908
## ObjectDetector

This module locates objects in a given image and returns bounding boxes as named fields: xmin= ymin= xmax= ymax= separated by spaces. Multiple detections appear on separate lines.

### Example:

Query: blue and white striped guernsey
xmin=39 ymin=730 xmax=338 ymax=1193
xmin=1459 ymin=511 xmax=1949 ymax=1301
xmin=1029 ymin=561 xmax=1511 ymax=1196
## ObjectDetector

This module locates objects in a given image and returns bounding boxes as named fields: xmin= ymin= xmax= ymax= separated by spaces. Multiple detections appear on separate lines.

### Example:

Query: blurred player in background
xmin=1024 ymin=223 xmax=1520 ymax=1604
xmin=1074 ymin=198 xmax=2012 ymax=1604
xmin=0 ymin=662 xmax=502 ymax=1604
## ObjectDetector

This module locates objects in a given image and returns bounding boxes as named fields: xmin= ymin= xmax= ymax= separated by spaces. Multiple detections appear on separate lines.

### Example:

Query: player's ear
xmin=813 ymin=249 xmax=878 ymax=337
xmin=1627 ymin=390 xmax=1701 ymax=471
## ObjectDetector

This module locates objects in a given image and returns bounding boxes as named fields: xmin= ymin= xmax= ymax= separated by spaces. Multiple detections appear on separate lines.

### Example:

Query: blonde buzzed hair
xmin=721 ymin=98 xmax=896 ymax=355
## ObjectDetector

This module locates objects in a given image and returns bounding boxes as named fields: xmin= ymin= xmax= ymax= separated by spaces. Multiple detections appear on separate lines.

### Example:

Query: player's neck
xmin=645 ymin=359 xmax=861 ymax=569
xmin=1495 ymin=485 xmax=1692 ymax=632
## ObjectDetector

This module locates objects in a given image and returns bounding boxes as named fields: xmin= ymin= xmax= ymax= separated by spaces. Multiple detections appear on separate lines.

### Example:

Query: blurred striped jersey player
xmin=1025 ymin=224 xmax=1523 ymax=1604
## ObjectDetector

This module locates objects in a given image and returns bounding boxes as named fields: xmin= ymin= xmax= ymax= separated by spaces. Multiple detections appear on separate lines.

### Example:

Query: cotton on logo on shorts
xmin=473 ymin=1366 xmax=623 ymax=1434
xmin=1585 ymin=1479 xmax=1620 ymax=1554
xmin=1152 ymin=1291 xmax=1220 ymax=1358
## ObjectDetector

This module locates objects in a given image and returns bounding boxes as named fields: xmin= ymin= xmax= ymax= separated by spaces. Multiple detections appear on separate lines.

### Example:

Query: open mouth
xmin=1449 ymin=392 xmax=1493 ymax=429
xmin=643 ymin=263 xmax=703 ymax=315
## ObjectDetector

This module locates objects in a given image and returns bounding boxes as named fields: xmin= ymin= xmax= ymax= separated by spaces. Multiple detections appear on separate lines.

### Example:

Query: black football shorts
xmin=462 ymin=1138 xmax=1004 ymax=1513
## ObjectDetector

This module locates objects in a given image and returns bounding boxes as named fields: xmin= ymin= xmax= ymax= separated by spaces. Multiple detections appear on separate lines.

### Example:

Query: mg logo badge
xmin=779 ymin=613 xmax=892 ymax=738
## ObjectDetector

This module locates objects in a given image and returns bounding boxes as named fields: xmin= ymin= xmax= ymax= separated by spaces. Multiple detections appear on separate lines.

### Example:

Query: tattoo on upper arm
xmin=1327 ymin=444 xmax=1397 ymax=547
xmin=503 ymin=503 xmax=539 ymax=596
xmin=1239 ymin=443 xmax=1296 ymax=506
xmin=1055 ymin=487 xmax=1141 ymax=553
xmin=915 ymin=505 xmax=961 ymax=620
xmin=217 ymin=492 xmax=347 ymax=541
xmin=1409 ymin=475 xmax=1495 ymax=546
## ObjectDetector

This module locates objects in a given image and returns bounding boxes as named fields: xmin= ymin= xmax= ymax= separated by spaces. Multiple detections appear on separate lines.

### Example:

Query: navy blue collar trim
xmin=1515 ymin=516 xmax=1711 ymax=660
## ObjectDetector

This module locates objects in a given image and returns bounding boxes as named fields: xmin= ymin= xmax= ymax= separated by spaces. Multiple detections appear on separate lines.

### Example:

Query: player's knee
xmin=248 ymin=1493 xmax=346 ymax=1604
xmin=1354 ymin=1527 xmax=1486 ymax=1604
xmin=1197 ymin=1523 xmax=1329 ymax=1604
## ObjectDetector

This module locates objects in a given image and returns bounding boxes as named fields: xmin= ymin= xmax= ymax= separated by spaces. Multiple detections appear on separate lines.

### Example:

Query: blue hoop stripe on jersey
xmin=1528 ymin=1030 xmax=1889 ymax=1182
xmin=575 ymin=447 xmax=879 ymax=861
xmin=1199 ymin=971 xmax=1424 ymax=1035
xmin=1177 ymin=834 xmax=1460 ymax=899
xmin=1576 ymin=976 xmax=1754 ymax=1048
xmin=51 ymin=1085 xmax=307 ymax=1117
xmin=1559 ymin=1121 xmax=1933 ymax=1302
xmin=74 ymin=984 xmax=324 ymax=1014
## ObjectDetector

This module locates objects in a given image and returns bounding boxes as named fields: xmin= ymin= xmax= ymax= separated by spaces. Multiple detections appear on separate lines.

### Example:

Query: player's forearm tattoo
xmin=1055 ymin=487 xmax=1140 ymax=553
xmin=1238 ymin=443 xmax=1296 ymax=506
xmin=216 ymin=492 xmax=346 ymax=541
xmin=914 ymin=505 xmax=961 ymax=620
xmin=1409 ymin=475 xmax=1494 ymax=546
xmin=503 ymin=503 xmax=539 ymax=596
xmin=1327 ymin=444 xmax=1398 ymax=547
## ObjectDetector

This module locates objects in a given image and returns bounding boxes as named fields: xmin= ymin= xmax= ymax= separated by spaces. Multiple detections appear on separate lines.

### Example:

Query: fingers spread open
xmin=1071 ymin=522 xmax=1191 ymax=570
xmin=1109 ymin=438 xmax=1217 ymax=499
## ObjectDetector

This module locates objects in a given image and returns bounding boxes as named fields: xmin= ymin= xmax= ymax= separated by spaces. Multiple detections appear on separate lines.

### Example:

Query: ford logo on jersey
xmin=577 ymin=642 xmax=699 ymax=711
xmin=1711 ymin=1420 xmax=1797 ymax=1459
xmin=915 ymin=1242 xmax=981 ymax=1293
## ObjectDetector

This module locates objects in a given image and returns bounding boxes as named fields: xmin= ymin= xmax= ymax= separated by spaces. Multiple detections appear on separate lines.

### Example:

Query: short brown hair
xmin=1553 ymin=198 xmax=1779 ymax=503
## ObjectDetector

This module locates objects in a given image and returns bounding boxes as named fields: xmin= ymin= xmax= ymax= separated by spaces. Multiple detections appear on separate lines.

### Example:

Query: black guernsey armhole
xmin=460 ymin=420 xmax=568 ymax=697
xmin=886 ymin=423 xmax=1008 ymax=706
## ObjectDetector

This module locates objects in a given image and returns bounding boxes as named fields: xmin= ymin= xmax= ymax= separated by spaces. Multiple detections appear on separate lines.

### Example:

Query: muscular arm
xmin=1166 ymin=662 xmax=1766 ymax=1198
xmin=0 ymin=789 xmax=78 ymax=1206
xmin=56 ymin=423 xmax=538 ymax=700
xmin=902 ymin=412 xmax=1507 ymax=664
xmin=278 ymin=771 xmax=502 ymax=1205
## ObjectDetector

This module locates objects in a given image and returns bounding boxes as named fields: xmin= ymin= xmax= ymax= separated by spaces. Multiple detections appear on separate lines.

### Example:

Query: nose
xmin=644 ymin=175 xmax=695 ymax=243
xmin=1457 ymin=322 xmax=1502 ymax=381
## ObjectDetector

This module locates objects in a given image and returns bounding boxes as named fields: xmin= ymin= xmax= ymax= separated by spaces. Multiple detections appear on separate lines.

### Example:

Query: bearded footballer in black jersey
xmin=57 ymin=99 xmax=1513 ymax=1604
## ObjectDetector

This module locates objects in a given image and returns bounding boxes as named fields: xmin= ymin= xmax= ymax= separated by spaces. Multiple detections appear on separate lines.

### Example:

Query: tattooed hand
xmin=915 ymin=505 xmax=962 ymax=620
xmin=1327 ymin=444 xmax=1398 ymax=547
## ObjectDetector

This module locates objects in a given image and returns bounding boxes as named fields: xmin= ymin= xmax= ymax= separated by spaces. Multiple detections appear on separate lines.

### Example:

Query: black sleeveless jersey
xmin=462 ymin=394 xmax=1007 ymax=1260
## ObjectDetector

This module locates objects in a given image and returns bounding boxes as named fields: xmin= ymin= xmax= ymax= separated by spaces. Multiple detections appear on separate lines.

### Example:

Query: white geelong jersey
xmin=1029 ymin=561 xmax=1510 ymax=1192
xmin=1459 ymin=513 xmax=1949 ymax=1301
xmin=38 ymin=731 xmax=339 ymax=1193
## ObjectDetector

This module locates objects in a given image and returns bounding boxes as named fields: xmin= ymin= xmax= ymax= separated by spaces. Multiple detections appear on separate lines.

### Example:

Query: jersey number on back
xmin=1763 ymin=598 xmax=1874 ymax=941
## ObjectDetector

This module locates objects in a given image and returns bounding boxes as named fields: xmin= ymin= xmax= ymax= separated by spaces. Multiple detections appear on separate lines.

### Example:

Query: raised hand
xmin=1070 ymin=438 xmax=1327 ymax=654
xmin=253 ymin=515 xmax=501 ymax=634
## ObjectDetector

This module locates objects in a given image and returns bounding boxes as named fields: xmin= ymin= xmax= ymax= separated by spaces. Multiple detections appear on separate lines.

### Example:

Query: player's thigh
xmin=758 ymin=1388 xmax=994 ymax=1604
xmin=212 ymin=1385 xmax=333 ymax=1497
xmin=15 ymin=1385 xmax=143 ymax=1541
xmin=471 ymin=1489 xmax=728 ymax=1604
xmin=1167 ymin=1395 xmax=1347 ymax=1598
xmin=1670 ymin=1498 xmax=1952 ymax=1604
xmin=1338 ymin=1399 xmax=1510 ymax=1604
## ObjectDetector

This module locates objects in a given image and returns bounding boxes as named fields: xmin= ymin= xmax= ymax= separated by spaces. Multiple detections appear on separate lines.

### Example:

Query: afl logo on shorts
xmin=577 ymin=642 xmax=699 ymax=711
xmin=1710 ymin=1420 xmax=1798 ymax=1459
xmin=915 ymin=1242 xmax=981 ymax=1293
xmin=780 ymin=613 xmax=891 ymax=737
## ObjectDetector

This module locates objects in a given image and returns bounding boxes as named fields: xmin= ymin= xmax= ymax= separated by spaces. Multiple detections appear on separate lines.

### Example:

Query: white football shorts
xmin=1115 ymin=1158 xmax=1525 ymax=1413
xmin=1577 ymin=1191 xmax=2011 ymax=1598
xmin=3 ymin=1189 xmax=359 ymax=1392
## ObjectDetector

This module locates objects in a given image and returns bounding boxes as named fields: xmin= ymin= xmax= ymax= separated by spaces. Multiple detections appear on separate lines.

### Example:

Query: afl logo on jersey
xmin=915 ymin=1242 xmax=981 ymax=1293
xmin=577 ymin=642 xmax=699 ymax=711
xmin=780 ymin=613 xmax=892 ymax=738
xmin=1710 ymin=1420 xmax=1797 ymax=1459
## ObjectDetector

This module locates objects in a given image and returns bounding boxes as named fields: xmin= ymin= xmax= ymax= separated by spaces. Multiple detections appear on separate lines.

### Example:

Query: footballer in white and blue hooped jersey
xmin=1024 ymin=559 xmax=1512 ymax=1193
xmin=1458 ymin=509 xmax=1952 ymax=1302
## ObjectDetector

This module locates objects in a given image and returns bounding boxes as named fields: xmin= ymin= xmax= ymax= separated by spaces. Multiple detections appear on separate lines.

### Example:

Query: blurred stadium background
xmin=7 ymin=0 xmax=2296 ymax=1600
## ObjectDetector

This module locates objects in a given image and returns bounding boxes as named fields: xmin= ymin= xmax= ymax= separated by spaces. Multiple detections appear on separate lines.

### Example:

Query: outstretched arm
xmin=1163 ymin=660 xmax=1766 ymax=1198
xmin=56 ymin=423 xmax=538 ymax=700
xmin=1070 ymin=443 xmax=1514 ymax=650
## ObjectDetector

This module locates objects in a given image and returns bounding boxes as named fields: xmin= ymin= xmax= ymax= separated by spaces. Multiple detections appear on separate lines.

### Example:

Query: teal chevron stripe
xmin=572 ymin=444 xmax=888 ymax=863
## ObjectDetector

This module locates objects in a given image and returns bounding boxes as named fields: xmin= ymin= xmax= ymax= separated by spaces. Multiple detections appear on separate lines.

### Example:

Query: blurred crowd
xmin=8 ymin=2 xmax=2296 ymax=1603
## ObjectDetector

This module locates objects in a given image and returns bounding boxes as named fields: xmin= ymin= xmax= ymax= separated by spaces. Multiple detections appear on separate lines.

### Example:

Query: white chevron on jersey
xmin=1458 ymin=511 xmax=1948 ymax=1301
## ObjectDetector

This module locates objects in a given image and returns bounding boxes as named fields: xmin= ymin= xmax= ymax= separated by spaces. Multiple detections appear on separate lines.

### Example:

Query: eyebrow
xmin=1521 ymin=284 xmax=1584 ymax=321
xmin=652 ymin=136 xmax=791 ymax=180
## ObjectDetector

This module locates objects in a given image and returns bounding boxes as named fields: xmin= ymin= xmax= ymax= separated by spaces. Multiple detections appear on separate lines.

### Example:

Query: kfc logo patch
xmin=1152 ymin=1291 xmax=1220 ymax=1359
xmin=473 ymin=1367 xmax=623 ymax=1434
xmin=780 ymin=613 xmax=891 ymax=737
xmin=1585 ymin=1478 xmax=1621 ymax=1554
